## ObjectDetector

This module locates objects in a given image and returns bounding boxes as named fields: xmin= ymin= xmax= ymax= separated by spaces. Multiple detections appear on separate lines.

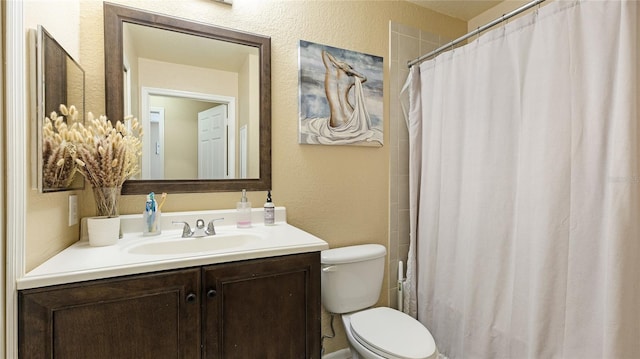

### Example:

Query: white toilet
xmin=321 ymin=244 xmax=438 ymax=359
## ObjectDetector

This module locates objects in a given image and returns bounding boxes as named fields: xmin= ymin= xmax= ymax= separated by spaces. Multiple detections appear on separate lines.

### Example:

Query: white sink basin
xmin=128 ymin=233 xmax=262 ymax=255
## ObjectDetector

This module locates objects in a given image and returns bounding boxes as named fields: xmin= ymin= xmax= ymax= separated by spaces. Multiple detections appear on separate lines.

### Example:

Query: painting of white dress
xmin=298 ymin=40 xmax=383 ymax=146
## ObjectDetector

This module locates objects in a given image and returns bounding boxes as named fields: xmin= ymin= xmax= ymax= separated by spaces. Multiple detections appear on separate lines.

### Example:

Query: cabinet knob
xmin=207 ymin=289 xmax=217 ymax=298
xmin=186 ymin=293 xmax=197 ymax=303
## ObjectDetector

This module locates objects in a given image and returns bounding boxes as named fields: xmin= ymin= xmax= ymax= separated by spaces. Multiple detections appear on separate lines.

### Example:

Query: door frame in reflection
xmin=140 ymin=87 xmax=236 ymax=180
xmin=147 ymin=106 xmax=165 ymax=179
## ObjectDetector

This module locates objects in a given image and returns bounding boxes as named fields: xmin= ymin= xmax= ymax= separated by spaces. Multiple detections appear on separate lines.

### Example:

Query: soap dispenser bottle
xmin=264 ymin=190 xmax=275 ymax=226
xmin=236 ymin=189 xmax=252 ymax=228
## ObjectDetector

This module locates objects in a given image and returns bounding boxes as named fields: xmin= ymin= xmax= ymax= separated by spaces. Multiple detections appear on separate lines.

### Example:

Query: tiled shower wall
xmin=388 ymin=23 xmax=447 ymax=308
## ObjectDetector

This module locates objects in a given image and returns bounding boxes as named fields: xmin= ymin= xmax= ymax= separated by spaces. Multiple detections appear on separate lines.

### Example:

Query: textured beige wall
xmin=468 ymin=0 xmax=545 ymax=32
xmin=23 ymin=0 xmax=466 ymax=353
xmin=24 ymin=1 xmax=83 ymax=272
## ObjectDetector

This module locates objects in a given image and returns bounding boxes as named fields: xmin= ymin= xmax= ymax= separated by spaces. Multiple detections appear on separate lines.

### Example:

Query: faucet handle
xmin=172 ymin=221 xmax=192 ymax=238
xmin=195 ymin=219 xmax=205 ymax=229
xmin=206 ymin=218 xmax=224 ymax=236
xmin=191 ymin=219 xmax=209 ymax=237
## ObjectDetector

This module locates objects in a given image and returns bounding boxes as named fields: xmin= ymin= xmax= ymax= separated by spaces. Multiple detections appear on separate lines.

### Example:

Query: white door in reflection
xmin=198 ymin=105 xmax=227 ymax=179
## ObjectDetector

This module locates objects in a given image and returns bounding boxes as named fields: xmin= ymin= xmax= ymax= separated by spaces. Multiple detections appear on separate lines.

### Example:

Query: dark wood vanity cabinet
xmin=19 ymin=268 xmax=201 ymax=358
xmin=203 ymin=252 xmax=321 ymax=358
xmin=19 ymin=252 xmax=321 ymax=359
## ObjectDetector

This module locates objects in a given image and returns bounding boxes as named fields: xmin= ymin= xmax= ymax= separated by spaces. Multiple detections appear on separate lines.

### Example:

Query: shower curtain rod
xmin=408 ymin=0 xmax=547 ymax=68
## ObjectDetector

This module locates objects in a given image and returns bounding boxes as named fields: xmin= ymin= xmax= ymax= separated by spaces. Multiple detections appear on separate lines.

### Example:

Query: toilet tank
xmin=321 ymin=244 xmax=387 ymax=314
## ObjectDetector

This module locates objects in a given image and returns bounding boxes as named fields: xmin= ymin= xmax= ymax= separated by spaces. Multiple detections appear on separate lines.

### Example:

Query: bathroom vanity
xmin=17 ymin=208 xmax=328 ymax=359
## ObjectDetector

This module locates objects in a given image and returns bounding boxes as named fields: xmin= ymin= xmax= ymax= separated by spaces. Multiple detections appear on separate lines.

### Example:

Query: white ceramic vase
xmin=87 ymin=216 xmax=120 ymax=247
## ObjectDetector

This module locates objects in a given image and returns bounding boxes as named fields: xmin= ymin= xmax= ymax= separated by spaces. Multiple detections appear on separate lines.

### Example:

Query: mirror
xmin=35 ymin=25 xmax=85 ymax=192
xmin=104 ymin=2 xmax=271 ymax=194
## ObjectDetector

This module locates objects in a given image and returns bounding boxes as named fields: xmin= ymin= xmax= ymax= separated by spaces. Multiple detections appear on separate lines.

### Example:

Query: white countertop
xmin=18 ymin=208 xmax=328 ymax=290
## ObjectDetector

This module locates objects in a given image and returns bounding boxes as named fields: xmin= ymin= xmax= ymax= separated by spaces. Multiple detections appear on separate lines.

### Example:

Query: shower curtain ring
xmin=501 ymin=13 xmax=509 ymax=30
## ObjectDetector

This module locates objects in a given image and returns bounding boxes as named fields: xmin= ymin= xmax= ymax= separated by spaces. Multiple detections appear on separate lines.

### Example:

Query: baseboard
xmin=322 ymin=348 xmax=352 ymax=359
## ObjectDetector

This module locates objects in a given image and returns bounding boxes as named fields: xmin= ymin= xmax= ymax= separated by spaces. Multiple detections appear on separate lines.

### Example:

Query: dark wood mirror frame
xmin=103 ymin=2 xmax=271 ymax=195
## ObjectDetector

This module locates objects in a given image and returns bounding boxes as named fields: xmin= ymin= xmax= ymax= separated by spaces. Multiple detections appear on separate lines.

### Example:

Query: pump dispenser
xmin=264 ymin=190 xmax=275 ymax=225
xmin=236 ymin=189 xmax=252 ymax=228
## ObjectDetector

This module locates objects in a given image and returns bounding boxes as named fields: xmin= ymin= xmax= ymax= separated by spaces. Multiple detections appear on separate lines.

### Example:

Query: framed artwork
xmin=298 ymin=40 xmax=383 ymax=147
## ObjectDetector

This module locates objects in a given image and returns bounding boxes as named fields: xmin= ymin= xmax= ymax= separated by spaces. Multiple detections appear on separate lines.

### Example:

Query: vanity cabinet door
xmin=202 ymin=252 xmax=321 ymax=359
xmin=19 ymin=268 xmax=201 ymax=359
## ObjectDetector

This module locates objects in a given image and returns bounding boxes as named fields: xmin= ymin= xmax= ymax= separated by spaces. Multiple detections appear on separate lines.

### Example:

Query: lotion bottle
xmin=236 ymin=189 xmax=252 ymax=228
xmin=264 ymin=190 xmax=275 ymax=225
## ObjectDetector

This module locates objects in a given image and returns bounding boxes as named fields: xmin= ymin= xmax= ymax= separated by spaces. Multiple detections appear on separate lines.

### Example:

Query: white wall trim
xmin=0 ymin=2 xmax=5 ymax=357
xmin=5 ymin=1 xmax=27 ymax=357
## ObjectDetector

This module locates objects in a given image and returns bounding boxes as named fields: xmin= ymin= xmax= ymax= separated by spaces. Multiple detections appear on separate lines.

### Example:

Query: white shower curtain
xmin=404 ymin=1 xmax=639 ymax=358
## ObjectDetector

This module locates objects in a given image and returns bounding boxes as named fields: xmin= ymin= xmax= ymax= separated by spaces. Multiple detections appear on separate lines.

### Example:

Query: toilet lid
xmin=349 ymin=307 xmax=436 ymax=359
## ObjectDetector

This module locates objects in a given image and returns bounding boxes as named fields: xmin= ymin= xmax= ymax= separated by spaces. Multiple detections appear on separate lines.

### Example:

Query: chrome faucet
xmin=172 ymin=218 xmax=223 ymax=238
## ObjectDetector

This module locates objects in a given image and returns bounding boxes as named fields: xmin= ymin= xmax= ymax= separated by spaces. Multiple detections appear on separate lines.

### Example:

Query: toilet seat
xmin=349 ymin=307 xmax=436 ymax=359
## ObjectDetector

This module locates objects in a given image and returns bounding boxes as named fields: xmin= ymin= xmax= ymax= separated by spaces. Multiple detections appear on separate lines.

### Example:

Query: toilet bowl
xmin=321 ymin=244 xmax=438 ymax=359
xmin=343 ymin=307 xmax=437 ymax=359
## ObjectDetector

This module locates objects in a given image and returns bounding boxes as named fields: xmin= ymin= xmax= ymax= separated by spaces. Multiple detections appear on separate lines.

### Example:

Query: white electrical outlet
xmin=68 ymin=195 xmax=78 ymax=226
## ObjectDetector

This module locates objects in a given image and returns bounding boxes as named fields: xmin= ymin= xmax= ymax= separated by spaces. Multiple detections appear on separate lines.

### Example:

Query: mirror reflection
xmin=104 ymin=2 xmax=272 ymax=194
xmin=37 ymin=25 xmax=85 ymax=192
xmin=123 ymin=23 xmax=261 ymax=180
